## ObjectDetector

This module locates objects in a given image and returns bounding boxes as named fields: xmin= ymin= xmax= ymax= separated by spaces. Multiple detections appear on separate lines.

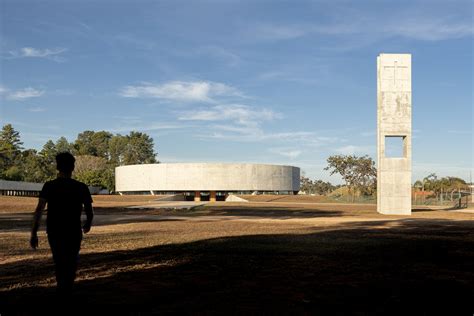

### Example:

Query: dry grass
xmin=0 ymin=195 xmax=160 ymax=214
xmin=0 ymin=195 xmax=473 ymax=314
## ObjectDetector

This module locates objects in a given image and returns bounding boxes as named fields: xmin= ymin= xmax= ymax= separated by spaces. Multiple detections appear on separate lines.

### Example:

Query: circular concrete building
xmin=115 ymin=163 xmax=300 ymax=201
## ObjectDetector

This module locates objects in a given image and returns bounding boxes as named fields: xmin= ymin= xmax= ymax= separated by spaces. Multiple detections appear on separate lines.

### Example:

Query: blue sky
xmin=0 ymin=0 xmax=472 ymax=183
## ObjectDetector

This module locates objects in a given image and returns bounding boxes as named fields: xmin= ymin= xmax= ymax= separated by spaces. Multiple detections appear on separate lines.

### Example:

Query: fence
xmin=412 ymin=190 xmax=472 ymax=207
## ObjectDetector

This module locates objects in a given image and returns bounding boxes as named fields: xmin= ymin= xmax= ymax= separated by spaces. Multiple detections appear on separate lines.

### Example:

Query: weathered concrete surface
xmin=115 ymin=163 xmax=300 ymax=193
xmin=377 ymin=53 xmax=412 ymax=215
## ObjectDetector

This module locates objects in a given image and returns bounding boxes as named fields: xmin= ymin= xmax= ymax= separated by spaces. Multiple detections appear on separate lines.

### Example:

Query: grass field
xmin=1 ymin=195 xmax=473 ymax=315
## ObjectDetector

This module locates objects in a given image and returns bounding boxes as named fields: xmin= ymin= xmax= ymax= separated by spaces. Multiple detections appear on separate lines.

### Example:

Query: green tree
xmin=123 ymin=131 xmax=157 ymax=165
xmin=55 ymin=137 xmax=73 ymax=153
xmin=313 ymin=180 xmax=336 ymax=195
xmin=20 ymin=149 xmax=47 ymax=182
xmin=419 ymin=174 xmax=468 ymax=202
xmin=4 ymin=165 xmax=22 ymax=180
xmin=73 ymin=131 xmax=96 ymax=156
xmin=109 ymin=134 xmax=128 ymax=165
xmin=73 ymin=155 xmax=111 ymax=189
xmin=324 ymin=154 xmax=377 ymax=202
xmin=0 ymin=124 xmax=23 ymax=178
xmin=300 ymin=175 xmax=313 ymax=194
xmin=73 ymin=130 xmax=112 ymax=158
xmin=39 ymin=140 xmax=58 ymax=180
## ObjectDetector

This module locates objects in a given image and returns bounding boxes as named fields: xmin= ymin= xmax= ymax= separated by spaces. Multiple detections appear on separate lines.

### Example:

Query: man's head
xmin=56 ymin=152 xmax=75 ymax=174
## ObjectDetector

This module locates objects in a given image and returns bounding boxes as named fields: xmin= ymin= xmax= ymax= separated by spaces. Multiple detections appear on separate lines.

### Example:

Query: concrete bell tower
xmin=377 ymin=53 xmax=412 ymax=215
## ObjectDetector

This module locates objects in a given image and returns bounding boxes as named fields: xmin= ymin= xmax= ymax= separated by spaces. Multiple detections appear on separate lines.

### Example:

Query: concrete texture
xmin=115 ymin=163 xmax=300 ymax=194
xmin=377 ymin=53 xmax=412 ymax=215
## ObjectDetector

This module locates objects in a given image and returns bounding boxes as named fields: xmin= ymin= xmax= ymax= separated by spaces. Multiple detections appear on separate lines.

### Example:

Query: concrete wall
xmin=115 ymin=163 xmax=300 ymax=193
xmin=377 ymin=53 xmax=412 ymax=215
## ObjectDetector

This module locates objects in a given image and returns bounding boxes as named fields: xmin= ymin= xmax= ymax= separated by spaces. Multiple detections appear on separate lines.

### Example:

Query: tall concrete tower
xmin=377 ymin=53 xmax=412 ymax=215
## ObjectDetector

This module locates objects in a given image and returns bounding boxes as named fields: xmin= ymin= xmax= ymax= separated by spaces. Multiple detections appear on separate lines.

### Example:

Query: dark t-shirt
xmin=39 ymin=178 xmax=93 ymax=235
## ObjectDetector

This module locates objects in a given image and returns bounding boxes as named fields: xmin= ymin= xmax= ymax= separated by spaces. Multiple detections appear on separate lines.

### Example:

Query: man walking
xmin=30 ymin=152 xmax=94 ymax=294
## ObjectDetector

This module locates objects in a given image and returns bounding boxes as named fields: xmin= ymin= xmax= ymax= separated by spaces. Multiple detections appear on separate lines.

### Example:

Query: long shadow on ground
xmin=1 ymin=218 xmax=473 ymax=315
xmin=0 ymin=206 xmax=346 ymax=232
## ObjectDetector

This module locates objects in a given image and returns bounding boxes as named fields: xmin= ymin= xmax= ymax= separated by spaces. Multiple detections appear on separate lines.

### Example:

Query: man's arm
xmin=82 ymin=201 xmax=94 ymax=234
xmin=30 ymin=198 xmax=47 ymax=249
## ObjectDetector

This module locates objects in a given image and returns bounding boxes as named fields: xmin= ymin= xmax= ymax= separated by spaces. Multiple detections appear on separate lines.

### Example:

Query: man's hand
xmin=30 ymin=234 xmax=38 ymax=249
xmin=82 ymin=223 xmax=91 ymax=234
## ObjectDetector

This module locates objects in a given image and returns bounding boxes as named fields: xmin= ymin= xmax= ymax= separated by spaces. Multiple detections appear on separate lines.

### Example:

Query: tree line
xmin=299 ymin=176 xmax=342 ymax=195
xmin=0 ymin=124 xmax=157 ymax=191
xmin=414 ymin=173 xmax=469 ymax=201
xmin=305 ymin=154 xmax=470 ymax=203
xmin=300 ymin=154 xmax=377 ymax=201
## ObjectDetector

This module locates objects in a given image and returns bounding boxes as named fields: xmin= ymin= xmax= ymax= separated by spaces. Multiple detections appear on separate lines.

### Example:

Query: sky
xmin=0 ymin=0 xmax=472 ymax=184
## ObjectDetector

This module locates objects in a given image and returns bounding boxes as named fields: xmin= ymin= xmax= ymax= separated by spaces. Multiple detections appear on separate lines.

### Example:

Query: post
xmin=210 ymin=191 xmax=216 ymax=202
xmin=194 ymin=191 xmax=201 ymax=202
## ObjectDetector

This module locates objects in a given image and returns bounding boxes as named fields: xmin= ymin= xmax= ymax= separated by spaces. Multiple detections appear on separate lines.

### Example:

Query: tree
xmin=324 ymin=154 xmax=377 ymax=202
xmin=0 ymin=124 xmax=23 ymax=178
xmin=39 ymin=140 xmax=58 ymax=180
xmin=418 ymin=174 xmax=468 ymax=202
xmin=299 ymin=173 xmax=336 ymax=195
xmin=73 ymin=130 xmax=112 ymax=158
xmin=73 ymin=155 xmax=109 ymax=188
xmin=20 ymin=149 xmax=47 ymax=182
xmin=123 ymin=131 xmax=157 ymax=165
xmin=313 ymin=180 xmax=336 ymax=195
xmin=0 ymin=125 xmax=158 ymax=191
xmin=55 ymin=137 xmax=73 ymax=153
xmin=109 ymin=134 xmax=128 ymax=166
xmin=300 ymin=175 xmax=313 ymax=194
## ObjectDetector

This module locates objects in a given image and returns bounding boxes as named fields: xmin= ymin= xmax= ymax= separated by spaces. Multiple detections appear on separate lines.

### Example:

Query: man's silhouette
xmin=31 ymin=152 xmax=94 ymax=294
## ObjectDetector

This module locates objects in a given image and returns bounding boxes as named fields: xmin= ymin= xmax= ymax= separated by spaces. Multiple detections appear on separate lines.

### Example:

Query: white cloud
xmin=109 ymin=122 xmax=192 ymax=133
xmin=8 ymin=47 xmax=67 ymax=62
xmin=178 ymin=104 xmax=334 ymax=144
xmin=119 ymin=81 xmax=243 ymax=103
xmin=179 ymin=104 xmax=280 ymax=126
xmin=6 ymin=87 xmax=45 ymax=100
xmin=206 ymin=127 xmax=341 ymax=146
xmin=269 ymin=147 xmax=303 ymax=159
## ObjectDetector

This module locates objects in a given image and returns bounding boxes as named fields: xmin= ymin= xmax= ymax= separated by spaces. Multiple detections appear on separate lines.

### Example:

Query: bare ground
xmin=0 ymin=195 xmax=473 ymax=315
